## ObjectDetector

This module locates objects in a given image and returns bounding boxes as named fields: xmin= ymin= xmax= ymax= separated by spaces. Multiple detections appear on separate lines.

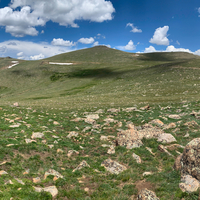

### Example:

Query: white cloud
xmin=17 ymin=52 xmax=24 ymax=57
xmin=176 ymin=40 xmax=180 ymax=45
xmin=124 ymin=40 xmax=136 ymax=50
xmin=93 ymin=41 xmax=99 ymax=46
xmin=51 ymin=38 xmax=75 ymax=47
xmin=141 ymin=45 xmax=193 ymax=54
xmin=117 ymin=40 xmax=136 ymax=51
xmin=78 ymin=37 xmax=95 ymax=44
xmin=144 ymin=46 xmax=157 ymax=53
xmin=0 ymin=0 xmax=115 ymax=37
xmin=30 ymin=53 xmax=45 ymax=60
xmin=126 ymin=23 xmax=142 ymax=33
xmin=165 ymin=45 xmax=191 ymax=53
xmin=0 ymin=40 xmax=76 ymax=60
xmin=0 ymin=46 xmax=7 ymax=53
xmin=149 ymin=26 xmax=169 ymax=45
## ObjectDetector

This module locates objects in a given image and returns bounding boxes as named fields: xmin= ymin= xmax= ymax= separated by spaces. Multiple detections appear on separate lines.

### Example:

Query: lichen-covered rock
xmin=174 ymin=154 xmax=182 ymax=171
xmin=137 ymin=188 xmax=159 ymax=200
xmin=157 ymin=133 xmax=176 ymax=144
xmin=179 ymin=175 xmax=200 ymax=192
xmin=116 ymin=125 xmax=164 ymax=149
xmin=132 ymin=153 xmax=142 ymax=164
xmin=73 ymin=160 xmax=90 ymax=172
xmin=181 ymin=138 xmax=200 ymax=181
xmin=101 ymin=159 xmax=127 ymax=174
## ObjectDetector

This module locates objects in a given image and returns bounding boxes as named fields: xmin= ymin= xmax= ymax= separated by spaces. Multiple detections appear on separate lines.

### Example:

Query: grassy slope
xmin=0 ymin=46 xmax=200 ymax=109
xmin=0 ymin=47 xmax=200 ymax=199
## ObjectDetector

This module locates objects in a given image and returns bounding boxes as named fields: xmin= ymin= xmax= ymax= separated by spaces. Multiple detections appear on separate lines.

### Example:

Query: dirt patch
xmin=135 ymin=180 xmax=154 ymax=192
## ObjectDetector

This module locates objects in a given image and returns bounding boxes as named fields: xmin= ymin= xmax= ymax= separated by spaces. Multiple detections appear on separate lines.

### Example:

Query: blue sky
xmin=0 ymin=0 xmax=200 ymax=60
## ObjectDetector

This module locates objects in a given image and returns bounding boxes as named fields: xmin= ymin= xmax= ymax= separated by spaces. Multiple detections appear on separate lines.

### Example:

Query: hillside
xmin=0 ymin=46 xmax=199 ymax=109
xmin=0 ymin=47 xmax=200 ymax=199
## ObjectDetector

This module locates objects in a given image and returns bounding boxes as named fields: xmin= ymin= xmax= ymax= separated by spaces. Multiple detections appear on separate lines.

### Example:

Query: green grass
xmin=0 ymin=46 xmax=200 ymax=199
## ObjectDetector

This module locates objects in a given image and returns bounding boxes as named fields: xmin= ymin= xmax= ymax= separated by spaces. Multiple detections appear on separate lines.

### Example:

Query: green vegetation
xmin=0 ymin=46 xmax=200 ymax=199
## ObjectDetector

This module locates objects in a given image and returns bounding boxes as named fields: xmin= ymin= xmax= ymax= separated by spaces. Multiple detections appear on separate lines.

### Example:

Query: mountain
xmin=0 ymin=46 xmax=199 ymax=109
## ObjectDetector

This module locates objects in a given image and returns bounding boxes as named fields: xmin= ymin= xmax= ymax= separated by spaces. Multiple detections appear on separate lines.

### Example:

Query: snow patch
xmin=49 ymin=62 xmax=73 ymax=65
xmin=8 ymin=61 xmax=19 ymax=69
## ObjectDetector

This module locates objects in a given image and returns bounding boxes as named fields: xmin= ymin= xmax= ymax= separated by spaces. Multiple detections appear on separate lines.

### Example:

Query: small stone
xmin=168 ymin=114 xmax=181 ymax=119
xmin=9 ymin=124 xmax=20 ymax=128
xmin=150 ymin=119 xmax=164 ymax=127
xmin=6 ymin=144 xmax=15 ymax=147
xmin=33 ymin=177 xmax=41 ymax=183
xmin=101 ymin=159 xmax=127 ymax=175
xmin=164 ymin=123 xmax=176 ymax=129
xmin=84 ymin=188 xmax=89 ymax=192
xmin=73 ymin=160 xmax=90 ymax=172
xmin=132 ymin=153 xmax=142 ymax=164
xmin=48 ymin=145 xmax=54 ymax=149
xmin=57 ymin=149 xmax=64 ymax=153
xmin=25 ymin=139 xmax=36 ymax=143
xmin=15 ymin=178 xmax=25 ymax=185
xmin=5 ymin=180 xmax=13 ymax=185
xmin=44 ymin=169 xmax=63 ymax=179
xmin=67 ymin=150 xmax=79 ymax=158
xmin=67 ymin=131 xmax=78 ymax=139
xmin=158 ymin=145 xmax=173 ymax=156
xmin=146 ymin=147 xmax=155 ymax=156
xmin=34 ymin=186 xmax=58 ymax=198
xmin=23 ymin=169 xmax=30 ymax=175
xmin=140 ymin=105 xmax=150 ymax=110
xmin=85 ymin=114 xmax=99 ymax=120
xmin=13 ymin=102 xmax=19 ymax=107
xmin=143 ymin=172 xmax=153 ymax=176
xmin=53 ymin=121 xmax=60 ymax=125
xmin=0 ymin=170 xmax=8 ymax=175
xmin=31 ymin=132 xmax=44 ymax=139
xmin=85 ymin=118 xmax=96 ymax=124
xmin=107 ymin=145 xmax=115 ymax=154
xmin=107 ymin=108 xmax=120 ymax=113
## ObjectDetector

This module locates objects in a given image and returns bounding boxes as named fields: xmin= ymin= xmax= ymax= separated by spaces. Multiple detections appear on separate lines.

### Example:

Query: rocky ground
xmin=0 ymin=101 xmax=200 ymax=199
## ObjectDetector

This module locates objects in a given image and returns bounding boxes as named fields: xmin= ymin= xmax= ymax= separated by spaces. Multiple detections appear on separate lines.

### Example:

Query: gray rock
xmin=179 ymin=175 xmax=200 ymax=192
xmin=137 ymin=188 xmax=159 ymax=200
xmin=34 ymin=186 xmax=58 ymax=197
xmin=101 ymin=159 xmax=127 ymax=175
xmin=157 ymin=133 xmax=176 ymax=144
xmin=181 ymin=138 xmax=200 ymax=181
xmin=31 ymin=132 xmax=44 ymax=139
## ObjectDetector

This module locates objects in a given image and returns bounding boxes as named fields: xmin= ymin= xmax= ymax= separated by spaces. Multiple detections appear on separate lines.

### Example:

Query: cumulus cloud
xmin=51 ymin=38 xmax=75 ymax=47
xmin=0 ymin=0 xmax=115 ymax=37
xmin=144 ymin=46 xmax=157 ymax=53
xmin=0 ymin=40 xmax=76 ymax=60
xmin=126 ymin=23 xmax=142 ymax=33
xmin=149 ymin=26 xmax=169 ymax=45
xmin=117 ymin=40 xmax=136 ymax=51
xmin=141 ymin=45 xmax=193 ymax=54
xmin=78 ymin=37 xmax=95 ymax=44
xmin=93 ymin=41 xmax=99 ymax=46
xmin=30 ymin=53 xmax=45 ymax=60
xmin=124 ymin=40 xmax=136 ymax=50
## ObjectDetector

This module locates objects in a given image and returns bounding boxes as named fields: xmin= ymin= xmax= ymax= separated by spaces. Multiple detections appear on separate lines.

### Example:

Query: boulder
xmin=101 ymin=159 xmax=127 ymax=175
xmin=180 ymin=138 xmax=200 ymax=181
xmin=137 ymin=188 xmax=159 ymax=200
xmin=179 ymin=175 xmax=200 ymax=193
xmin=157 ymin=133 xmax=176 ymax=144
